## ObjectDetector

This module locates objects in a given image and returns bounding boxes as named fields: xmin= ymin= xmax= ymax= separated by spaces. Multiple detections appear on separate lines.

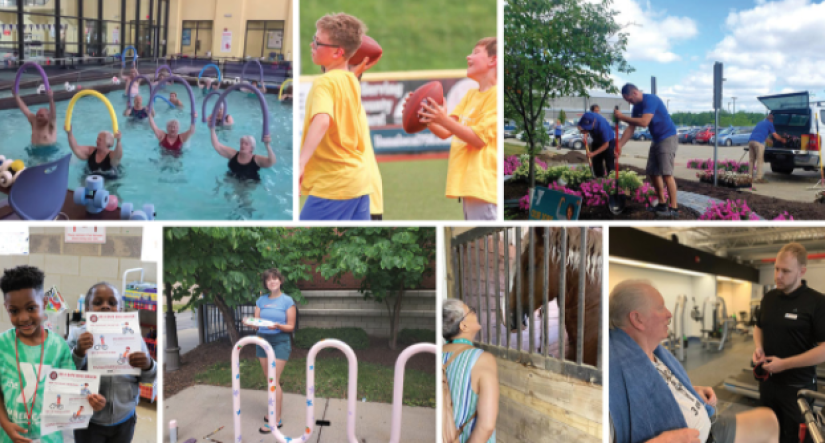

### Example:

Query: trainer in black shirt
xmin=754 ymin=242 xmax=825 ymax=443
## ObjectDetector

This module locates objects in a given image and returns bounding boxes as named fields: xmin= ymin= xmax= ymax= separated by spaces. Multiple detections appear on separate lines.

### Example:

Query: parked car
xmin=718 ymin=127 xmax=752 ymax=146
xmin=679 ymin=128 xmax=700 ymax=144
xmin=709 ymin=128 xmax=735 ymax=145
xmin=560 ymin=128 xmax=581 ymax=147
xmin=632 ymin=129 xmax=652 ymax=141
xmin=694 ymin=127 xmax=715 ymax=144
xmin=761 ymin=92 xmax=824 ymax=174
xmin=504 ymin=124 xmax=516 ymax=139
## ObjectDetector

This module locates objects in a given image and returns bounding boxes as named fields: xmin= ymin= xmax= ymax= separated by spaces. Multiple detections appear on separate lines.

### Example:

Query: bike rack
xmin=231 ymin=337 xmax=436 ymax=443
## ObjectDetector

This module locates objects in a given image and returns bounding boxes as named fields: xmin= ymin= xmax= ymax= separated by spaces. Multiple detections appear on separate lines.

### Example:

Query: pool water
xmin=0 ymin=83 xmax=293 ymax=220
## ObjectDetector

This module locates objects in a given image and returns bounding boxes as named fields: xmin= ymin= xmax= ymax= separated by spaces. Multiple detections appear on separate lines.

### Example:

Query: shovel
xmin=582 ymin=132 xmax=596 ymax=177
xmin=609 ymin=106 xmax=627 ymax=214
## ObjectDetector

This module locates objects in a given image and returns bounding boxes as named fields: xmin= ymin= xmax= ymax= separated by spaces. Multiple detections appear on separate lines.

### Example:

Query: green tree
xmin=315 ymin=227 xmax=436 ymax=350
xmin=164 ymin=227 xmax=324 ymax=344
xmin=505 ymin=0 xmax=632 ymax=191
xmin=558 ymin=109 xmax=567 ymax=126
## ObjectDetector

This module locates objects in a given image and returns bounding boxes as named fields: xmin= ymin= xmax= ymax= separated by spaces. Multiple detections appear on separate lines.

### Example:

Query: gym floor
xmin=680 ymin=330 xmax=763 ymax=417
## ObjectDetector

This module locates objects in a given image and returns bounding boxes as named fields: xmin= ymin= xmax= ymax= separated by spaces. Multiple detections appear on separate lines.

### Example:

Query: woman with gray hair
xmin=65 ymin=128 xmax=123 ymax=176
xmin=209 ymin=126 xmax=275 ymax=181
xmin=443 ymin=299 xmax=498 ymax=443
xmin=148 ymin=113 xmax=196 ymax=152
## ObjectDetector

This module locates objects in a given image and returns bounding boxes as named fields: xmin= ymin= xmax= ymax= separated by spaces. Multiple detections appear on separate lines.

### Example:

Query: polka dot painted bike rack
xmin=231 ymin=337 xmax=436 ymax=443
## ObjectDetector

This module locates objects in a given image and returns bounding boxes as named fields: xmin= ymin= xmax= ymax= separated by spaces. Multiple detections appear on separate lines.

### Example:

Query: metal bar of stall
xmin=558 ymin=229 xmax=567 ymax=360
xmin=577 ymin=228 xmax=587 ymax=366
xmin=598 ymin=243 xmax=603 ymax=370
xmin=543 ymin=227 xmax=550 ymax=357
xmin=515 ymin=227 xmax=523 ymax=352
xmin=484 ymin=234 xmax=490 ymax=344
xmin=458 ymin=244 xmax=465 ymax=302
xmin=494 ymin=231 xmax=500 ymax=347
xmin=504 ymin=229 xmax=510 ymax=350
xmin=528 ymin=227 xmax=535 ymax=353
xmin=475 ymin=239 xmax=481 ymax=339
xmin=452 ymin=244 xmax=460 ymax=303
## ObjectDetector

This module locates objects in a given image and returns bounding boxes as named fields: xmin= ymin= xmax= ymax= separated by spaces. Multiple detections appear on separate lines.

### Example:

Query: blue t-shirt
xmin=588 ymin=113 xmax=615 ymax=149
xmin=631 ymin=94 xmax=676 ymax=143
xmin=255 ymin=293 xmax=295 ymax=335
xmin=555 ymin=124 xmax=562 ymax=136
xmin=749 ymin=119 xmax=776 ymax=143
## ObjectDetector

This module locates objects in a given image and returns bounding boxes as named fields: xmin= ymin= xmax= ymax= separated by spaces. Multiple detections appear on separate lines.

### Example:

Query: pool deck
xmin=0 ymin=185 xmax=123 ymax=220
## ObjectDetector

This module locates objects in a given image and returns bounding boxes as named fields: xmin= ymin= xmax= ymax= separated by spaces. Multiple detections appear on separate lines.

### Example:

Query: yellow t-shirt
xmin=361 ymin=107 xmax=383 ymax=215
xmin=445 ymin=85 xmax=498 ymax=204
xmin=300 ymin=69 xmax=370 ymax=200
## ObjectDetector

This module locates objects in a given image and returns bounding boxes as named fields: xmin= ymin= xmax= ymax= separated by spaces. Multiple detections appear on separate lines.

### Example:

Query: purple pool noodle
xmin=14 ymin=62 xmax=51 ymax=94
xmin=202 ymin=91 xmax=227 ymax=123
xmin=241 ymin=59 xmax=264 ymax=84
xmin=149 ymin=75 xmax=196 ymax=124
xmin=127 ymin=75 xmax=155 ymax=107
xmin=210 ymin=83 xmax=270 ymax=139
xmin=154 ymin=65 xmax=173 ymax=81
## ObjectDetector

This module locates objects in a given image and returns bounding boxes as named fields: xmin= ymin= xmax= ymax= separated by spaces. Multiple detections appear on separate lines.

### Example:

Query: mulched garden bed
xmin=164 ymin=336 xmax=435 ymax=399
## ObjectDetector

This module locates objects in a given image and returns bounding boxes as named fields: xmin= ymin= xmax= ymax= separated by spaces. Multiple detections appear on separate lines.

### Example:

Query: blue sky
xmin=607 ymin=0 xmax=825 ymax=112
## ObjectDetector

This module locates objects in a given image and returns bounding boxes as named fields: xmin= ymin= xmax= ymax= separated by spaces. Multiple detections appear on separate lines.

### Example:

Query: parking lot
xmin=507 ymin=139 xmax=825 ymax=203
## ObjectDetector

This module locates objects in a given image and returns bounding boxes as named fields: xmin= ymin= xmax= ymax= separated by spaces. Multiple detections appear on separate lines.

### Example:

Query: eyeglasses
xmin=312 ymin=36 xmax=340 ymax=48
xmin=458 ymin=306 xmax=477 ymax=324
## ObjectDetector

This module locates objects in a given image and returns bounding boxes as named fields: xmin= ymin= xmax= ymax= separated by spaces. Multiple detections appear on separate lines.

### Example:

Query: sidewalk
xmin=163 ymin=385 xmax=435 ymax=443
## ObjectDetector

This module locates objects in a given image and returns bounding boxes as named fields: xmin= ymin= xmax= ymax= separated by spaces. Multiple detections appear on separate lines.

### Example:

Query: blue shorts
xmin=300 ymin=195 xmax=370 ymax=221
xmin=255 ymin=333 xmax=291 ymax=361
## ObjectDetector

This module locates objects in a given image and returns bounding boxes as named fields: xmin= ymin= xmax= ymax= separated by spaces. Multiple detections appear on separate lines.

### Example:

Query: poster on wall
xmin=221 ymin=30 xmax=231 ymax=53
xmin=0 ymin=225 xmax=28 ymax=255
xmin=267 ymin=30 xmax=282 ymax=49
xmin=112 ymin=27 xmax=119 ymax=44
xmin=181 ymin=28 xmax=190 ymax=46
xmin=65 ymin=226 xmax=106 ymax=244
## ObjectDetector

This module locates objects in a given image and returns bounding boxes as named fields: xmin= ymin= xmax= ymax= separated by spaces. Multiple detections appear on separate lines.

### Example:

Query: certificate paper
xmin=40 ymin=369 xmax=100 ymax=433
xmin=86 ymin=312 xmax=143 ymax=375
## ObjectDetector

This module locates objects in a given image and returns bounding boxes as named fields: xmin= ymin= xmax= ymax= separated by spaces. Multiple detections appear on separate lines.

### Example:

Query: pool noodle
xmin=198 ymin=64 xmax=222 ymax=84
xmin=13 ymin=62 xmax=51 ymax=94
xmin=127 ymin=75 xmax=155 ymax=108
xmin=153 ymin=95 xmax=176 ymax=108
xmin=65 ymin=89 xmax=118 ymax=133
xmin=241 ymin=59 xmax=264 ymax=84
xmin=154 ymin=64 xmax=173 ymax=81
xmin=279 ymin=78 xmax=293 ymax=101
xmin=149 ymin=75 xmax=196 ymax=124
xmin=201 ymin=91 xmax=227 ymax=123
xmin=121 ymin=46 xmax=138 ymax=68
xmin=210 ymin=83 xmax=270 ymax=139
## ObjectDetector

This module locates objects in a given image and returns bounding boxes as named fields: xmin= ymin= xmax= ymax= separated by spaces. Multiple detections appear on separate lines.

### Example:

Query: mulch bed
xmin=164 ymin=336 xmax=435 ymax=399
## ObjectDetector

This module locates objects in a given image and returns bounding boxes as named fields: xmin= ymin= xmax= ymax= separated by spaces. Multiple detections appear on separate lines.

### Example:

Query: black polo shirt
xmin=757 ymin=281 xmax=825 ymax=385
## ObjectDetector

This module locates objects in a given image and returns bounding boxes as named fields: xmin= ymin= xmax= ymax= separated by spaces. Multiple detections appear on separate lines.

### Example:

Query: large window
xmin=181 ymin=20 xmax=211 ymax=57
xmin=21 ymin=13 xmax=55 ymax=58
xmin=23 ymin=0 xmax=54 ymax=16
xmin=244 ymin=20 xmax=285 ymax=59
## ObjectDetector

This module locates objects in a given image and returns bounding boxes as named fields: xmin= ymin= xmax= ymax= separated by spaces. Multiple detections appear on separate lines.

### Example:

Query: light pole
xmin=732 ymin=97 xmax=737 ymax=115
xmin=667 ymin=99 xmax=670 ymax=110
xmin=728 ymin=102 xmax=731 ymax=114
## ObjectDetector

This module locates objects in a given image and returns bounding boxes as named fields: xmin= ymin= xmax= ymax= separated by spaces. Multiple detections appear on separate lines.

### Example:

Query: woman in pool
xmin=207 ymin=105 xmax=234 ymax=128
xmin=66 ymin=128 xmax=123 ymax=175
xmin=209 ymin=126 xmax=274 ymax=181
xmin=169 ymin=91 xmax=184 ymax=108
xmin=120 ymin=67 xmax=141 ymax=98
xmin=198 ymin=77 xmax=222 ymax=96
xmin=248 ymin=80 xmax=267 ymax=96
xmin=148 ymin=114 xmax=196 ymax=152
xmin=124 ymin=95 xmax=154 ymax=120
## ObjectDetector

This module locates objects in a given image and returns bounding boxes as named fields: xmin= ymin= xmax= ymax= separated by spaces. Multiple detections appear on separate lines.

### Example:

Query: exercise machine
xmin=723 ymin=364 xmax=825 ymax=407
xmin=799 ymin=390 xmax=825 ymax=443
xmin=692 ymin=296 xmax=735 ymax=351
xmin=665 ymin=295 xmax=688 ymax=362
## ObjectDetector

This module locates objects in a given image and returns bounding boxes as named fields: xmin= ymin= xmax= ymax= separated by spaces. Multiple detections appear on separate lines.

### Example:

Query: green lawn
xmin=194 ymin=356 xmax=435 ymax=408
xmin=300 ymin=158 xmax=464 ymax=220
xmin=504 ymin=142 xmax=527 ymax=156
xmin=300 ymin=0 xmax=496 ymax=74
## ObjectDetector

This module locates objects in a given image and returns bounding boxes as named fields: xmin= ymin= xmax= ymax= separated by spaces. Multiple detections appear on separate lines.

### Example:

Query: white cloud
xmin=611 ymin=0 xmax=698 ymax=63
xmin=658 ymin=0 xmax=825 ymax=112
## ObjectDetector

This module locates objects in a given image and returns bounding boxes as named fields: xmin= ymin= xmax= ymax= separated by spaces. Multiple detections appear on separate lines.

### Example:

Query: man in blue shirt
xmin=615 ymin=84 xmax=679 ymax=217
xmin=749 ymin=113 xmax=786 ymax=184
xmin=554 ymin=119 xmax=563 ymax=148
xmin=578 ymin=112 xmax=615 ymax=177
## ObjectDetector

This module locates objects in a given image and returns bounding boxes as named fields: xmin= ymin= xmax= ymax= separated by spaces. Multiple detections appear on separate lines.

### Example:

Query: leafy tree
xmin=315 ymin=227 xmax=436 ymax=350
xmin=558 ymin=109 xmax=567 ymax=126
xmin=505 ymin=0 xmax=632 ymax=192
xmin=164 ymin=227 xmax=324 ymax=344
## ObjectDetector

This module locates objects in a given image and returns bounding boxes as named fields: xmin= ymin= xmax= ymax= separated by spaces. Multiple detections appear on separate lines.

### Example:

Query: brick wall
xmin=299 ymin=289 xmax=436 ymax=337
xmin=0 ymin=226 xmax=157 ymax=331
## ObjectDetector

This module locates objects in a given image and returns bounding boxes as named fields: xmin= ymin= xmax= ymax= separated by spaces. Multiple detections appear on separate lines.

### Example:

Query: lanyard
xmin=15 ymin=328 xmax=45 ymax=432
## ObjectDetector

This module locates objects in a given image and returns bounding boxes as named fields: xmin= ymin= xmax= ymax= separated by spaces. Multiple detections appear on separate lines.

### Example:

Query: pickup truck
xmin=759 ymin=92 xmax=823 ymax=174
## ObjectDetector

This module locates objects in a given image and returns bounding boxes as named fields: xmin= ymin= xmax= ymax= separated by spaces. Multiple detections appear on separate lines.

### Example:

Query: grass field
xmin=504 ymin=142 xmax=527 ymax=156
xmin=300 ymin=0 xmax=496 ymax=74
xmin=300 ymin=158 xmax=464 ymax=220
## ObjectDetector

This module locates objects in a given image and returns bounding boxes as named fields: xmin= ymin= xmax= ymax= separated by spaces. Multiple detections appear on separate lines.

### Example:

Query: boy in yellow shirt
xmin=418 ymin=37 xmax=498 ymax=220
xmin=299 ymin=13 xmax=371 ymax=220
